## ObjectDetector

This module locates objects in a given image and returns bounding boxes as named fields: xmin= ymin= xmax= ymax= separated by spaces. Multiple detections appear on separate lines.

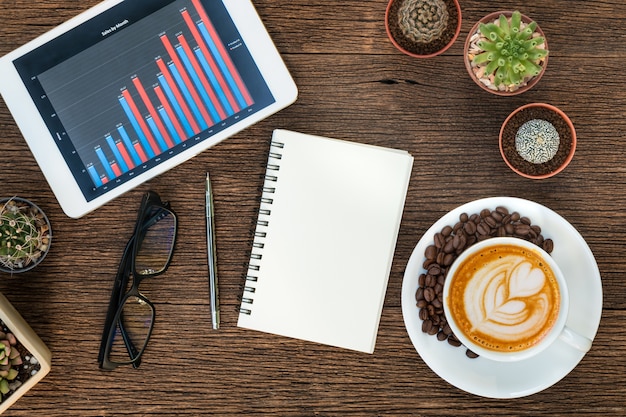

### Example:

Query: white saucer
xmin=401 ymin=196 xmax=602 ymax=398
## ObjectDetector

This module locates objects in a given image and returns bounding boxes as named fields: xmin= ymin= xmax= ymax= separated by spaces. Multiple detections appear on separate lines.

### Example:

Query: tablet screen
xmin=13 ymin=0 xmax=275 ymax=202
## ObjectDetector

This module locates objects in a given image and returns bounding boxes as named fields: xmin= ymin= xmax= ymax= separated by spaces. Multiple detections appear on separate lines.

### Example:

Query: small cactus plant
xmin=466 ymin=11 xmax=548 ymax=94
xmin=0 ymin=332 xmax=22 ymax=399
xmin=0 ymin=198 xmax=51 ymax=273
xmin=398 ymin=0 xmax=449 ymax=44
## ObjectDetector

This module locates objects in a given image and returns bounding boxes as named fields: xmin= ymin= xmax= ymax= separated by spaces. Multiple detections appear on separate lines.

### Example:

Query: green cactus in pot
xmin=473 ymin=11 xmax=548 ymax=88
xmin=0 ymin=198 xmax=51 ymax=273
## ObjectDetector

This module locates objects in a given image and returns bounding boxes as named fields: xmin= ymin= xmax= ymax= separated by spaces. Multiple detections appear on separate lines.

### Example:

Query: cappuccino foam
xmin=447 ymin=243 xmax=560 ymax=353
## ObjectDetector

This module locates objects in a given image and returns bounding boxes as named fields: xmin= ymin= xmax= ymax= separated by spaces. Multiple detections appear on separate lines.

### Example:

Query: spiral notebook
xmin=237 ymin=129 xmax=414 ymax=353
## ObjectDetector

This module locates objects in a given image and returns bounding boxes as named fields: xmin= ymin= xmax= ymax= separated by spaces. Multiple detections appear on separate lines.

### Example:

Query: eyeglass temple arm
xmin=98 ymin=237 xmax=143 ymax=367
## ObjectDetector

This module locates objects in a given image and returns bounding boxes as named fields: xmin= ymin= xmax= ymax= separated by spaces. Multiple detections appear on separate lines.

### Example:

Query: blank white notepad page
xmin=237 ymin=129 xmax=414 ymax=353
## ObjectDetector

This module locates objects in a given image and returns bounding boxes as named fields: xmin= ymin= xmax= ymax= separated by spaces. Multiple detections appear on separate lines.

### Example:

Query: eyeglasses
xmin=98 ymin=191 xmax=177 ymax=370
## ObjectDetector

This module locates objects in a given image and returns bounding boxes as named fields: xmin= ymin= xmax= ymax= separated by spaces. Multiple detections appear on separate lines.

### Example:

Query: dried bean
xmin=425 ymin=245 xmax=437 ymax=260
xmin=514 ymin=224 xmax=531 ymax=236
xmin=466 ymin=350 xmax=479 ymax=359
xmin=495 ymin=206 xmax=509 ymax=215
xmin=463 ymin=221 xmax=477 ymax=235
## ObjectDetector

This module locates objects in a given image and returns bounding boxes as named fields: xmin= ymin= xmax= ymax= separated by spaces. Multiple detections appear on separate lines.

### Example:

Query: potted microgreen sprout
xmin=385 ymin=0 xmax=461 ymax=58
xmin=499 ymin=103 xmax=576 ymax=179
xmin=464 ymin=11 xmax=548 ymax=95
xmin=0 ymin=197 xmax=51 ymax=274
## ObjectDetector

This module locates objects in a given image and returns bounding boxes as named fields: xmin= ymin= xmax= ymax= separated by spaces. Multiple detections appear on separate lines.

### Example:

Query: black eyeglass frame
xmin=98 ymin=191 xmax=177 ymax=370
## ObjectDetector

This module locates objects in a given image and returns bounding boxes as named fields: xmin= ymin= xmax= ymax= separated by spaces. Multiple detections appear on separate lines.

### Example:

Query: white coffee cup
xmin=443 ymin=237 xmax=592 ymax=362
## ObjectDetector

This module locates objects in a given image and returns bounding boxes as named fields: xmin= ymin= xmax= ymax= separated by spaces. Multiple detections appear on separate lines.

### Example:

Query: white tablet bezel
xmin=0 ymin=0 xmax=297 ymax=218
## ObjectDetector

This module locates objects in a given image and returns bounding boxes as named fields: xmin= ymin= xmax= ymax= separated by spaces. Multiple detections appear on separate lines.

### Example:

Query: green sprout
xmin=472 ymin=11 xmax=548 ymax=88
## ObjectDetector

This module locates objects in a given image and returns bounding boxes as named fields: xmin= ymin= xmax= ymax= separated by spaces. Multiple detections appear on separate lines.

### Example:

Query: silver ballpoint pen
xmin=206 ymin=172 xmax=220 ymax=329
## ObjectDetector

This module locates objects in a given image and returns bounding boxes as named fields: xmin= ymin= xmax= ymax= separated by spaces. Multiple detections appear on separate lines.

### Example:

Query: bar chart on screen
xmin=41 ymin=0 xmax=255 ymax=188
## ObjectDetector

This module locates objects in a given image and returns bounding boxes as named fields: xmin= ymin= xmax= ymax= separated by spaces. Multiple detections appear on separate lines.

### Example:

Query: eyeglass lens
xmin=135 ymin=205 xmax=176 ymax=276
xmin=108 ymin=296 xmax=154 ymax=363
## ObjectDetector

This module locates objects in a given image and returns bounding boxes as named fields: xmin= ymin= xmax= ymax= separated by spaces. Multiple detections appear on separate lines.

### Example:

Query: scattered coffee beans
xmin=415 ymin=206 xmax=554 ymax=358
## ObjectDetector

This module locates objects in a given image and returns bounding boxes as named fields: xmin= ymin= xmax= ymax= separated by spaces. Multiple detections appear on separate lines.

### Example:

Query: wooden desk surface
xmin=1 ymin=0 xmax=625 ymax=415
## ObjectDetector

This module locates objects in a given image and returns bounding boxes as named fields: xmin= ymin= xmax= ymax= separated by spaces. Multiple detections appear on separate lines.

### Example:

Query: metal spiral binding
xmin=239 ymin=140 xmax=285 ymax=315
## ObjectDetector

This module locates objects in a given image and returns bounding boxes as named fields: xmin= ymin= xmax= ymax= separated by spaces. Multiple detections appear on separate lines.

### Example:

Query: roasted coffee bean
xmin=441 ymin=225 xmax=453 ymax=237
xmin=427 ymin=325 xmax=439 ymax=336
xmin=425 ymin=245 xmax=437 ymax=260
xmin=514 ymin=224 xmax=531 ymax=236
xmin=466 ymin=350 xmax=479 ymax=359
xmin=419 ymin=308 xmax=429 ymax=321
xmin=425 ymin=274 xmax=436 ymax=288
xmin=460 ymin=212 xmax=469 ymax=223
xmin=416 ymin=287 xmax=424 ymax=301
xmin=520 ymin=216 xmax=531 ymax=225
xmin=418 ymin=274 xmax=426 ymax=287
xmin=495 ymin=206 xmax=509 ymax=215
xmin=480 ymin=208 xmax=491 ymax=218
xmin=443 ymin=324 xmax=452 ymax=335
xmin=463 ymin=221 xmax=477 ymax=235
xmin=452 ymin=234 xmax=462 ymax=249
xmin=416 ymin=300 xmax=428 ymax=309
xmin=436 ymin=251 xmax=445 ymax=265
xmin=504 ymin=223 xmax=515 ymax=234
xmin=477 ymin=222 xmax=491 ymax=236
xmin=434 ymin=232 xmax=445 ymax=248
xmin=443 ymin=239 xmax=455 ymax=254
xmin=491 ymin=210 xmax=504 ymax=222
xmin=442 ymin=253 xmax=454 ymax=266
xmin=431 ymin=297 xmax=443 ymax=309
xmin=484 ymin=215 xmax=497 ymax=228
xmin=427 ymin=304 xmax=435 ymax=316
xmin=424 ymin=287 xmax=435 ymax=302
xmin=447 ymin=335 xmax=462 ymax=347
xmin=422 ymin=319 xmax=433 ymax=334
xmin=543 ymin=238 xmax=554 ymax=253
xmin=437 ymin=331 xmax=448 ymax=341
xmin=511 ymin=212 xmax=520 ymax=222
xmin=427 ymin=264 xmax=441 ymax=276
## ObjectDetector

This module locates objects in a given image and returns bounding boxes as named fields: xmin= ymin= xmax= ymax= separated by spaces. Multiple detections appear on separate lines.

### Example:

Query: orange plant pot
xmin=385 ymin=0 xmax=462 ymax=58
xmin=499 ymin=103 xmax=576 ymax=179
xmin=464 ymin=11 xmax=548 ymax=96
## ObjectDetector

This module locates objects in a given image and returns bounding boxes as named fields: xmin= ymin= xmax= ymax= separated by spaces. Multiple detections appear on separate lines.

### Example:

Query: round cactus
xmin=0 ymin=198 xmax=51 ymax=272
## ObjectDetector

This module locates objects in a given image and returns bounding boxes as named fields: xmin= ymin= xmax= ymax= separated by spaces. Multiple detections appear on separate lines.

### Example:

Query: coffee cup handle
xmin=559 ymin=326 xmax=592 ymax=352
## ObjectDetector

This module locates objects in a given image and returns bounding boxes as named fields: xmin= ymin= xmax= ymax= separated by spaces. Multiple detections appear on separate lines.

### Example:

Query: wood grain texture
xmin=0 ymin=0 xmax=625 ymax=415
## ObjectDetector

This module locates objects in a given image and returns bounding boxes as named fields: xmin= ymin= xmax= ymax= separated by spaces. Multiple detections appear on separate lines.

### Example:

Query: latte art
xmin=447 ymin=243 xmax=560 ymax=353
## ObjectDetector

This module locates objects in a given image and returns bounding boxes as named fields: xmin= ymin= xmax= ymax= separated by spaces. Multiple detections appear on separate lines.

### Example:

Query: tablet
xmin=0 ymin=0 xmax=297 ymax=218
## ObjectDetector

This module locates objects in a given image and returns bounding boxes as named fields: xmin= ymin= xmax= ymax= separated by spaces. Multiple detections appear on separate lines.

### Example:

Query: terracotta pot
xmin=499 ymin=103 xmax=576 ymax=179
xmin=464 ymin=11 xmax=548 ymax=95
xmin=385 ymin=0 xmax=462 ymax=58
